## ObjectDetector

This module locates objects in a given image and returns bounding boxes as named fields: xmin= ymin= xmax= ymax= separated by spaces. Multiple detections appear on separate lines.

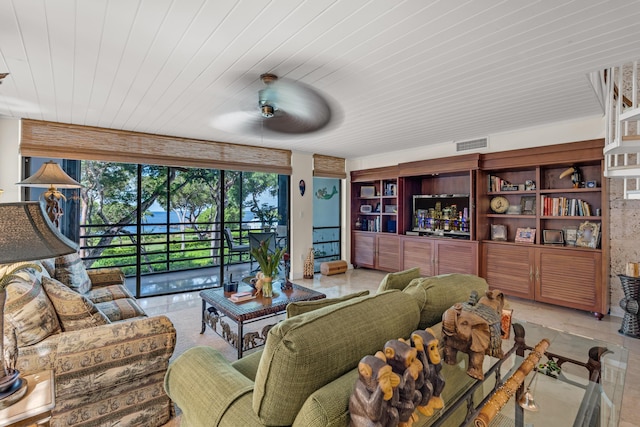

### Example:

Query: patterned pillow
xmin=87 ymin=284 xmax=135 ymax=304
xmin=95 ymin=299 xmax=146 ymax=322
xmin=0 ymin=261 xmax=50 ymax=284
xmin=42 ymin=277 xmax=110 ymax=331
xmin=4 ymin=272 xmax=61 ymax=347
xmin=55 ymin=253 xmax=92 ymax=294
xmin=40 ymin=258 xmax=56 ymax=277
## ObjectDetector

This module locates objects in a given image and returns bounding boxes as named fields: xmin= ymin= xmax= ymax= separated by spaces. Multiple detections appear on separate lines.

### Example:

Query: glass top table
xmin=478 ymin=320 xmax=628 ymax=427
xmin=419 ymin=320 xmax=628 ymax=427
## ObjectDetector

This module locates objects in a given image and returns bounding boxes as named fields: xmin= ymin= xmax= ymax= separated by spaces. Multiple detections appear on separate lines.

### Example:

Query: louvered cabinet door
xmin=481 ymin=242 xmax=535 ymax=299
xmin=352 ymin=232 xmax=375 ymax=269
xmin=375 ymin=234 xmax=400 ymax=272
xmin=401 ymin=236 xmax=435 ymax=276
xmin=535 ymin=247 xmax=603 ymax=315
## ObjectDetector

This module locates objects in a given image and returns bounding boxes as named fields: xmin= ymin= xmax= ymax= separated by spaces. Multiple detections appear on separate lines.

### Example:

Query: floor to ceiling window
xmin=24 ymin=157 xmax=289 ymax=298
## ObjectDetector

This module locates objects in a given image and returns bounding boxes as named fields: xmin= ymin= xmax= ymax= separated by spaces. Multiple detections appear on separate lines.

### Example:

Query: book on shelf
xmin=540 ymin=195 xmax=593 ymax=216
xmin=229 ymin=291 xmax=256 ymax=302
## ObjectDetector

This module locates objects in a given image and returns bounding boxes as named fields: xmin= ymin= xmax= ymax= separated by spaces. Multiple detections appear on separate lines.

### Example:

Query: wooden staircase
xmin=601 ymin=60 xmax=640 ymax=198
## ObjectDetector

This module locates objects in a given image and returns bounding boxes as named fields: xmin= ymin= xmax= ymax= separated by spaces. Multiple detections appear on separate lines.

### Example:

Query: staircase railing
xmin=600 ymin=60 xmax=640 ymax=199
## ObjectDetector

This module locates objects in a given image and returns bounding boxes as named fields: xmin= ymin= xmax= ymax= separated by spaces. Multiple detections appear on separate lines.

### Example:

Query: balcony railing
xmin=79 ymin=220 xmax=266 ymax=277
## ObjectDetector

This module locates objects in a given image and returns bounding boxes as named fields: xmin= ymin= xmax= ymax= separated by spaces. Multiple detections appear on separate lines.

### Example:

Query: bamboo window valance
xmin=20 ymin=120 xmax=292 ymax=175
xmin=313 ymin=154 xmax=346 ymax=179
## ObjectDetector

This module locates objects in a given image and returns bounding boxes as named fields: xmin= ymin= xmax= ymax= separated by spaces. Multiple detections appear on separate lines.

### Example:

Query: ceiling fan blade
xmin=211 ymin=111 xmax=263 ymax=135
xmin=211 ymin=74 xmax=333 ymax=136
xmin=263 ymin=80 xmax=332 ymax=134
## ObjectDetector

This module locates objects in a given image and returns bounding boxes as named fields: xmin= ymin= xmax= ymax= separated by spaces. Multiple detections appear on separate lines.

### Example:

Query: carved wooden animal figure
xmin=243 ymin=332 xmax=260 ymax=350
xmin=411 ymin=328 xmax=445 ymax=416
xmin=441 ymin=289 xmax=505 ymax=380
xmin=384 ymin=339 xmax=423 ymax=427
xmin=349 ymin=352 xmax=400 ymax=427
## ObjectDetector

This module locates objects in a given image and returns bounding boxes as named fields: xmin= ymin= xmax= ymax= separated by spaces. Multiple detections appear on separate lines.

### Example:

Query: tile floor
xmin=141 ymin=268 xmax=639 ymax=426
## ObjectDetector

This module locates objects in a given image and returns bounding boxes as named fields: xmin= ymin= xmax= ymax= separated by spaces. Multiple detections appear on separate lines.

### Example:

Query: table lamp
xmin=17 ymin=161 xmax=82 ymax=228
xmin=0 ymin=202 xmax=78 ymax=399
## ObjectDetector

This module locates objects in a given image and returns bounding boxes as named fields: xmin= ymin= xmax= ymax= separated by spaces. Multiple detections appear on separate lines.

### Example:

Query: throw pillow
xmin=4 ymin=272 xmax=61 ymax=346
xmin=376 ymin=267 xmax=421 ymax=293
xmin=87 ymin=284 xmax=135 ymax=304
xmin=402 ymin=273 xmax=489 ymax=329
xmin=95 ymin=299 xmax=146 ymax=322
xmin=40 ymin=258 xmax=56 ymax=278
xmin=0 ymin=261 xmax=50 ymax=284
xmin=42 ymin=276 xmax=110 ymax=331
xmin=55 ymin=253 xmax=92 ymax=294
xmin=285 ymin=290 xmax=370 ymax=318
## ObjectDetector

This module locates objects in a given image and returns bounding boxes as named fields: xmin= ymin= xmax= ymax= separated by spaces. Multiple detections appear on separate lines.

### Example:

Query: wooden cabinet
xmin=351 ymin=232 xmax=399 ymax=272
xmin=350 ymin=139 xmax=609 ymax=317
xmin=478 ymin=139 xmax=609 ymax=318
xmin=482 ymin=242 xmax=604 ymax=317
xmin=401 ymin=236 xmax=478 ymax=276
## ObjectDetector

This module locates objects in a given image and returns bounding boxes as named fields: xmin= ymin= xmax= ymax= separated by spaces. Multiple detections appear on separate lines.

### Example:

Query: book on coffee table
xmin=229 ymin=291 xmax=255 ymax=303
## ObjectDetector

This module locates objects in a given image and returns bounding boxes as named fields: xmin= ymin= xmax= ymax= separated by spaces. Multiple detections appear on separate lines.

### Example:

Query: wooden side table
xmin=0 ymin=371 xmax=55 ymax=427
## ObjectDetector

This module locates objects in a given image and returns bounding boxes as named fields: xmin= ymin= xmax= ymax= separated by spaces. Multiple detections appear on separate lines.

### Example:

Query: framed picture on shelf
xmin=384 ymin=204 xmax=397 ymax=213
xmin=385 ymin=183 xmax=397 ymax=196
xmin=491 ymin=224 xmax=507 ymax=241
xmin=543 ymin=229 xmax=564 ymax=245
xmin=563 ymin=227 xmax=578 ymax=246
xmin=360 ymin=186 xmax=375 ymax=198
xmin=576 ymin=221 xmax=600 ymax=249
xmin=520 ymin=196 xmax=536 ymax=215
xmin=515 ymin=227 xmax=536 ymax=243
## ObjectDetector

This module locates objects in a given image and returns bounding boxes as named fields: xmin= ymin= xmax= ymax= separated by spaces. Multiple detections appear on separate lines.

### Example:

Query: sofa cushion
xmin=86 ymin=284 xmax=134 ymax=304
xmin=285 ymin=290 xmax=370 ymax=318
xmin=376 ymin=267 xmax=421 ymax=293
xmin=95 ymin=298 xmax=146 ymax=321
xmin=402 ymin=273 xmax=489 ymax=329
xmin=55 ymin=253 xmax=92 ymax=294
xmin=253 ymin=290 xmax=420 ymax=426
xmin=87 ymin=267 xmax=125 ymax=288
xmin=4 ymin=272 xmax=61 ymax=346
xmin=42 ymin=277 xmax=111 ymax=331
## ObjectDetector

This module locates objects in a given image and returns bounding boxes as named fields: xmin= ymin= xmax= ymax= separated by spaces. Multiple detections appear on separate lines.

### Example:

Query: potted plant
xmin=250 ymin=237 xmax=286 ymax=298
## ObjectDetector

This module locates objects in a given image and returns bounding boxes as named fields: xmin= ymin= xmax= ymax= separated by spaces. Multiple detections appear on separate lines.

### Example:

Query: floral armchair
xmin=2 ymin=253 xmax=176 ymax=427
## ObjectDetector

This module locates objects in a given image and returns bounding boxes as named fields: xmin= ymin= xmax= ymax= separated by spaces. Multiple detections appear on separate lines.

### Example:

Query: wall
xmin=609 ymin=179 xmax=639 ymax=316
xmin=289 ymin=151 xmax=315 ymax=279
xmin=347 ymin=114 xmax=633 ymax=318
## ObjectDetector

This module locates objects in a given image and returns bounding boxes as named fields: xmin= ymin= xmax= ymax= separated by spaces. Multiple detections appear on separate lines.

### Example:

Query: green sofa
xmin=164 ymin=272 xmax=489 ymax=427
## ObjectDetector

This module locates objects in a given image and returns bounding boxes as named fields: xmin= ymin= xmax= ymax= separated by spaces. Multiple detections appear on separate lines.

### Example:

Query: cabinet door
xmin=535 ymin=247 xmax=602 ymax=313
xmin=401 ymin=237 xmax=435 ymax=276
xmin=435 ymin=240 xmax=478 ymax=275
xmin=376 ymin=234 xmax=400 ymax=272
xmin=353 ymin=233 xmax=375 ymax=268
xmin=482 ymin=243 xmax=534 ymax=299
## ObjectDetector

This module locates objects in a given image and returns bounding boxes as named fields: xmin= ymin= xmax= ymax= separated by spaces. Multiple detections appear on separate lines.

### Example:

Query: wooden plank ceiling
xmin=1 ymin=0 xmax=640 ymax=160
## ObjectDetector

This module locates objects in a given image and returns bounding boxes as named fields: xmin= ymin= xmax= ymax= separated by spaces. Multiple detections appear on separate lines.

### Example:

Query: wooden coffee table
xmin=199 ymin=282 xmax=325 ymax=358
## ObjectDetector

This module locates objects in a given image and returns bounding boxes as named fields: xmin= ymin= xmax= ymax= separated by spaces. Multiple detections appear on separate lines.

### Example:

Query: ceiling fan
xmin=212 ymin=73 xmax=333 ymax=136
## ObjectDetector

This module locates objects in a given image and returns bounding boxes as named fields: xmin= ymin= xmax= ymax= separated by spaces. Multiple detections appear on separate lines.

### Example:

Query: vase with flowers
xmin=250 ymin=237 xmax=286 ymax=298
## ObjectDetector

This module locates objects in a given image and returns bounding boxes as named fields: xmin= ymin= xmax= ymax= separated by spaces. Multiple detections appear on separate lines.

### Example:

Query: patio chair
xmin=223 ymin=228 xmax=251 ymax=271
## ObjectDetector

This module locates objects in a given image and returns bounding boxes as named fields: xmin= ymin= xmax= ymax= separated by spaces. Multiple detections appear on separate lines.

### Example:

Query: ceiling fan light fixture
xmin=261 ymin=104 xmax=275 ymax=118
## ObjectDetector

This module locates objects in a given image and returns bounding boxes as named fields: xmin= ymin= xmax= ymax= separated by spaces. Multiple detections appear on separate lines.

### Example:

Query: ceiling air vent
xmin=456 ymin=137 xmax=488 ymax=152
